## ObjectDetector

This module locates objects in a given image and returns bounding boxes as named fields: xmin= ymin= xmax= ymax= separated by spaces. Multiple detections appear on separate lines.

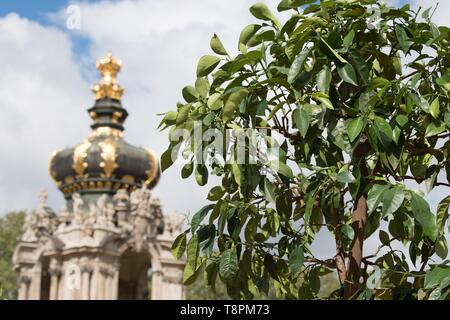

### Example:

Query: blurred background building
xmin=12 ymin=53 xmax=185 ymax=300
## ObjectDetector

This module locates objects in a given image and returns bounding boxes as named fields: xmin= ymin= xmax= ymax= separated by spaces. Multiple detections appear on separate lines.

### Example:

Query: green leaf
xmin=183 ymin=262 xmax=200 ymax=285
xmin=207 ymin=92 xmax=223 ymax=111
xmin=288 ymin=48 xmax=311 ymax=84
xmin=382 ymin=187 xmax=404 ymax=218
xmin=207 ymin=186 xmax=225 ymax=201
xmin=435 ymin=237 xmax=448 ymax=259
xmin=171 ymin=233 xmax=187 ymax=260
xmin=191 ymin=204 xmax=215 ymax=234
xmin=161 ymin=147 xmax=174 ymax=172
xmin=288 ymin=246 xmax=304 ymax=274
xmin=187 ymin=234 xmax=199 ymax=270
xmin=424 ymin=266 xmax=450 ymax=289
xmin=176 ymin=103 xmax=192 ymax=125
xmin=395 ymin=114 xmax=409 ymax=128
xmin=437 ymin=196 xmax=450 ymax=234
xmin=264 ymin=179 xmax=277 ymax=204
xmin=320 ymin=38 xmax=348 ymax=64
xmin=336 ymin=171 xmax=355 ymax=184
xmin=231 ymin=161 xmax=242 ymax=186
xmin=210 ymin=33 xmax=228 ymax=55
xmin=316 ymin=65 xmax=331 ymax=93
xmin=239 ymin=24 xmax=261 ymax=47
xmin=343 ymin=29 xmax=355 ymax=49
xmin=196 ymin=55 xmax=221 ymax=77
xmin=430 ymin=97 xmax=440 ymax=119
xmin=410 ymin=191 xmax=438 ymax=241
xmin=425 ymin=120 xmax=446 ymax=138
xmin=195 ymin=77 xmax=209 ymax=98
xmin=269 ymin=161 xmax=294 ymax=179
xmin=182 ymin=86 xmax=199 ymax=103
xmin=222 ymin=88 xmax=248 ymax=122
xmin=293 ymin=107 xmax=310 ymax=137
xmin=366 ymin=268 xmax=382 ymax=290
xmin=181 ymin=162 xmax=194 ymax=179
xmin=249 ymin=3 xmax=280 ymax=28
xmin=347 ymin=118 xmax=364 ymax=142
xmin=395 ymin=25 xmax=413 ymax=53
xmin=367 ymin=184 xmax=389 ymax=214
xmin=374 ymin=116 xmax=393 ymax=147
xmin=312 ymin=93 xmax=334 ymax=110
xmin=379 ymin=230 xmax=390 ymax=246
xmin=445 ymin=112 xmax=450 ymax=129
xmin=436 ymin=74 xmax=450 ymax=91
xmin=219 ymin=248 xmax=239 ymax=281
xmin=341 ymin=224 xmax=355 ymax=241
xmin=337 ymin=63 xmax=358 ymax=86
xmin=195 ymin=164 xmax=209 ymax=186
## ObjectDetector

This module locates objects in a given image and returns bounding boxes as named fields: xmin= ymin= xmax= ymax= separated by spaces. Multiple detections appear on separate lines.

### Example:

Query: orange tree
xmin=160 ymin=0 xmax=450 ymax=299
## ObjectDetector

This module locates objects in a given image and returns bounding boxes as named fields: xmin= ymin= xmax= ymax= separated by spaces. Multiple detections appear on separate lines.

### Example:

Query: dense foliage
xmin=160 ymin=0 xmax=450 ymax=299
xmin=0 ymin=211 xmax=26 ymax=299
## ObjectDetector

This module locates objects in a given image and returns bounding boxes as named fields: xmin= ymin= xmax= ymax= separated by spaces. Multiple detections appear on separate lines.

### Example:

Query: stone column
xmin=81 ymin=265 xmax=92 ymax=300
xmin=151 ymin=270 xmax=163 ymax=300
xmin=111 ymin=264 xmax=119 ymax=300
xmin=97 ymin=266 xmax=108 ymax=300
xmin=156 ymin=262 xmax=185 ymax=300
xmin=18 ymin=274 xmax=31 ymax=300
xmin=49 ymin=268 xmax=61 ymax=300
xmin=89 ymin=262 xmax=99 ymax=300
xmin=29 ymin=266 xmax=42 ymax=300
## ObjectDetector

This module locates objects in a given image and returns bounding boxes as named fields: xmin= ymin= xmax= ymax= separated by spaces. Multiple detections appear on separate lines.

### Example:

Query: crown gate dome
xmin=49 ymin=53 xmax=160 ymax=199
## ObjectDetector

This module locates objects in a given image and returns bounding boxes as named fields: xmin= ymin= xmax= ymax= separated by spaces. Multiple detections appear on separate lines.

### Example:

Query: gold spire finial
xmin=92 ymin=52 xmax=124 ymax=100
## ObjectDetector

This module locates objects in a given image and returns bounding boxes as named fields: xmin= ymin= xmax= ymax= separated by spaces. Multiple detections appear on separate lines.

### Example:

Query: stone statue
xmin=57 ymin=206 xmax=71 ymax=232
xmin=150 ymin=197 xmax=164 ymax=234
xmin=95 ymin=194 xmax=108 ymax=228
xmin=114 ymin=189 xmax=130 ymax=227
xmin=163 ymin=214 xmax=185 ymax=238
xmin=72 ymin=193 xmax=84 ymax=226
xmin=39 ymin=189 xmax=48 ymax=208
xmin=22 ymin=212 xmax=38 ymax=241
xmin=106 ymin=203 xmax=116 ymax=228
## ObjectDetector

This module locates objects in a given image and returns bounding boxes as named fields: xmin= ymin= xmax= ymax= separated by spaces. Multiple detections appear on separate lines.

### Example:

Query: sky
xmin=0 ymin=0 xmax=448 ymax=260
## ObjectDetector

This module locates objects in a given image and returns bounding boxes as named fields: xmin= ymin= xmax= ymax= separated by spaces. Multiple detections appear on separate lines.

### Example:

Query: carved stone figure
xmin=114 ymin=189 xmax=130 ymax=227
xmin=22 ymin=212 xmax=38 ymax=242
xmin=72 ymin=193 xmax=84 ymax=226
xmin=57 ymin=206 xmax=71 ymax=232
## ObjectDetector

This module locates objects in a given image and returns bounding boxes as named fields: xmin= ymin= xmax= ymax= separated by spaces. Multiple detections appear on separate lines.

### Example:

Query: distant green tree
xmin=0 ymin=211 xmax=26 ymax=300
xmin=161 ymin=0 xmax=450 ymax=300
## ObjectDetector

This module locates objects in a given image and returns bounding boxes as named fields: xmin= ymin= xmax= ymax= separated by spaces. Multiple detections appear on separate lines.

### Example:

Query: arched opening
xmin=118 ymin=248 xmax=152 ymax=300
xmin=39 ymin=257 xmax=50 ymax=300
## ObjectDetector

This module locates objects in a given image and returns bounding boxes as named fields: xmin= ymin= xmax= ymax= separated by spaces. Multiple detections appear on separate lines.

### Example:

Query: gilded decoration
xmin=91 ymin=53 xmax=124 ymax=100
xmin=88 ymin=127 xmax=124 ymax=139
xmin=73 ymin=141 xmax=91 ymax=177
xmin=144 ymin=148 xmax=159 ymax=185
xmin=99 ymin=138 xmax=118 ymax=178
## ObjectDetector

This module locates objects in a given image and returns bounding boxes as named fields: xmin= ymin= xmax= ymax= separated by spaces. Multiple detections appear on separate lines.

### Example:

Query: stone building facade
xmin=12 ymin=53 xmax=185 ymax=300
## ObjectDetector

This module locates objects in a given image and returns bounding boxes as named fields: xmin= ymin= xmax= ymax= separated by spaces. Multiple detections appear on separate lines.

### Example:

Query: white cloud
xmin=0 ymin=13 xmax=90 ymax=213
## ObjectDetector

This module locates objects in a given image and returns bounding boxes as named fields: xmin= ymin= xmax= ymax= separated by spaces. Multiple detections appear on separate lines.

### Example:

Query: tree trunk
xmin=344 ymin=137 xmax=370 ymax=300
xmin=344 ymin=194 xmax=367 ymax=299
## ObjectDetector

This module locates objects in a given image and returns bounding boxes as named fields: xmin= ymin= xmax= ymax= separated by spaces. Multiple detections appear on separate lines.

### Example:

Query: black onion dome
xmin=49 ymin=53 xmax=160 ymax=199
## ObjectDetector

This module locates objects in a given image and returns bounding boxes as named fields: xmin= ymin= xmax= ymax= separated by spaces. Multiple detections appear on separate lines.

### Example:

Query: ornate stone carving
xmin=114 ymin=189 xmax=130 ymax=227
xmin=22 ymin=190 xmax=58 ymax=241
xmin=22 ymin=213 xmax=38 ymax=241
xmin=57 ymin=206 xmax=71 ymax=232
xmin=163 ymin=214 xmax=185 ymax=238
xmin=72 ymin=193 xmax=85 ymax=226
